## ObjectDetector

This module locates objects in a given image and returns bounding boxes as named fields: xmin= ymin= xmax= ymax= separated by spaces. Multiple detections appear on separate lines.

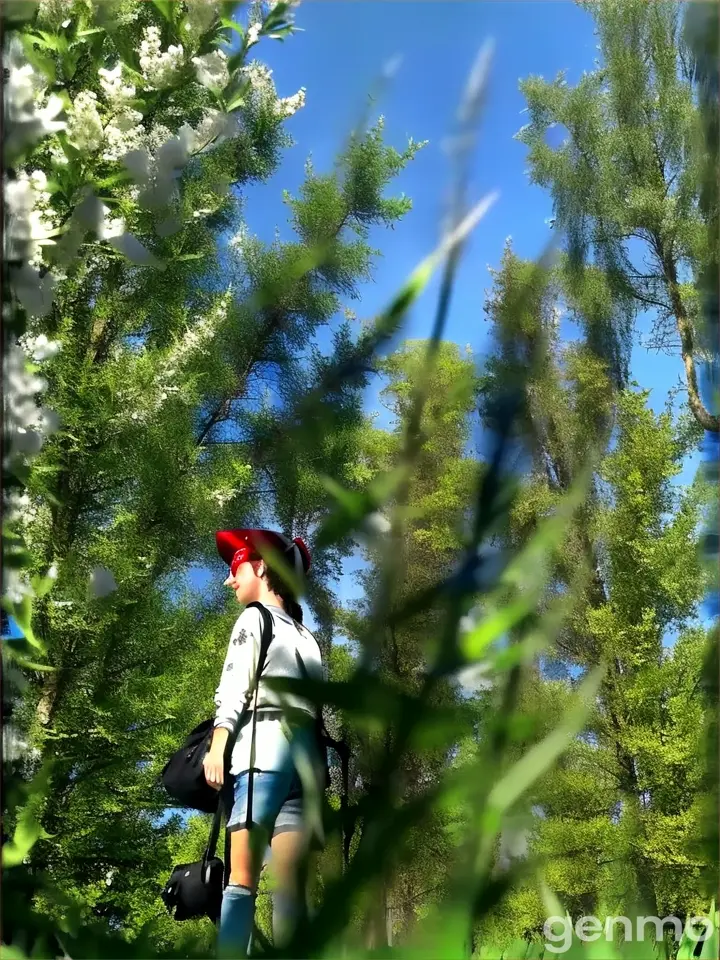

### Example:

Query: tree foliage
xmin=517 ymin=0 xmax=718 ymax=431
xmin=476 ymin=244 xmax=711 ymax=948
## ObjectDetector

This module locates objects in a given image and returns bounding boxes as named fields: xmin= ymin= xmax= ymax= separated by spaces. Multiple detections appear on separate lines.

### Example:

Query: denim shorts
xmin=222 ymin=719 xmax=321 ymax=838
xmin=224 ymin=767 xmax=304 ymax=837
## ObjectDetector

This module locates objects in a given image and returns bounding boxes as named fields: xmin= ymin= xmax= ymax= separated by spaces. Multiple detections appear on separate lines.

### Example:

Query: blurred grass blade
xmin=461 ymin=462 xmax=592 ymax=660
xmin=315 ymin=466 xmax=408 ymax=549
xmin=484 ymin=665 xmax=603 ymax=827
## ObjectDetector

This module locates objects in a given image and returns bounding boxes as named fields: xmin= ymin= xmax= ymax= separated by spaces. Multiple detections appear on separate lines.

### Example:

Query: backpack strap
xmin=204 ymin=602 xmax=274 ymax=871
xmin=243 ymin=601 xmax=274 ymax=830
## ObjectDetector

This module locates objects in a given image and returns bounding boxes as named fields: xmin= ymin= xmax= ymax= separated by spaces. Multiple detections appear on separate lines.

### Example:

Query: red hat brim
xmin=215 ymin=529 xmax=311 ymax=574
xmin=215 ymin=529 xmax=257 ymax=567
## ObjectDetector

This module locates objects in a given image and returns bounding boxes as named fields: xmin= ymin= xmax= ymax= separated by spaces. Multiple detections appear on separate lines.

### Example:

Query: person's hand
xmin=203 ymin=746 xmax=225 ymax=791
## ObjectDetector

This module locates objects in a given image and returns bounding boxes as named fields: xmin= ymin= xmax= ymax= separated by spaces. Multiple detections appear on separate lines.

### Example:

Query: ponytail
xmin=262 ymin=558 xmax=304 ymax=625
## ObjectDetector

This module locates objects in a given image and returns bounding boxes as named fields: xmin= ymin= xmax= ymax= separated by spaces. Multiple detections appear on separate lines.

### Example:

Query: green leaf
xmin=28 ymin=29 xmax=69 ymax=53
xmin=314 ymin=466 xmax=407 ymax=548
xmin=55 ymin=131 xmax=81 ymax=163
xmin=224 ymin=76 xmax=251 ymax=112
xmin=225 ymin=91 xmax=247 ymax=112
xmin=61 ymin=49 xmax=81 ymax=80
xmin=2 ymin=805 xmax=54 ymax=867
xmin=676 ymin=903 xmax=718 ymax=960
xmin=151 ymin=0 xmax=174 ymax=22
xmin=11 ymin=656 xmax=56 ymax=673
xmin=0 ymin=944 xmax=29 ymax=960
xmin=20 ymin=34 xmax=56 ymax=83
xmin=30 ymin=571 xmax=56 ymax=599
xmin=91 ymin=170 xmax=134 ymax=190
xmin=220 ymin=16 xmax=244 ymax=37
xmin=268 ymin=26 xmax=295 ymax=41
xmin=460 ymin=598 xmax=530 ymax=659
xmin=227 ymin=49 xmax=247 ymax=73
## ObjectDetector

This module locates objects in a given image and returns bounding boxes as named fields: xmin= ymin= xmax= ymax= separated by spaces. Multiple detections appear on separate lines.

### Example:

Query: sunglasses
xmin=230 ymin=544 xmax=259 ymax=578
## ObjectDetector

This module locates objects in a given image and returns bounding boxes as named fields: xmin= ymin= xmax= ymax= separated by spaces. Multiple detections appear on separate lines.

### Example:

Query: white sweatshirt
xmin=213 ymin=603 xmax=323 ymax=775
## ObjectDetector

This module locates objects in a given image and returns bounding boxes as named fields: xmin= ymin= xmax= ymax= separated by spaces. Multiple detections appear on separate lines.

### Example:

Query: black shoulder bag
xmin=160 ymin=602 xmax=273 ymax=924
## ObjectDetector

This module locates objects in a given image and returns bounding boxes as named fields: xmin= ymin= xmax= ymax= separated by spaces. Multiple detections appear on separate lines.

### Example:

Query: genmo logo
xmin=543 ymin=914 xmax=715 ymax=953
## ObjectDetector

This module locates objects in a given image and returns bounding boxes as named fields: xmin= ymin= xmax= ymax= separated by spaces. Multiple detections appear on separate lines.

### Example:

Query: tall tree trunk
xmin=661 ymin=248 xmax=719 ymax=433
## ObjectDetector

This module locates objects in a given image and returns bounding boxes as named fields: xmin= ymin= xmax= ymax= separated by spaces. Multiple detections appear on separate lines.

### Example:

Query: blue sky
xmin=236 ymin=1 xmax=709 ymax=620
xmin=4 ymin=2 xmax=712 ymax=641
xmin=246 ymin=2 xmax=700 ymax=422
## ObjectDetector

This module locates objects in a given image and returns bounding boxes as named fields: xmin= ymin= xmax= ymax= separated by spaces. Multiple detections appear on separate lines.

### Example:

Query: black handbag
xmin=160 ymin=602 xmax=273 ymax=923
xmin=161 ymin=811 xmax=226 ymax=923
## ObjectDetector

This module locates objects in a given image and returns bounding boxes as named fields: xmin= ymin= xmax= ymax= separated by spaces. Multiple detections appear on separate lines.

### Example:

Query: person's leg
xmin=269 ymin=826 xmax=310 ymax=949
xmin=268 ymin=722 xmax=326 ymax=948
xmin=218 ymin=774 xmax=273 ymax=959
xmin=218 ymin=827 xmax=267 ymax=958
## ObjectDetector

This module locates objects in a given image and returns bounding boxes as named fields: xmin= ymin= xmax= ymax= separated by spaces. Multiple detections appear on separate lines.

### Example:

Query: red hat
xmin=215 ymin=528 xmax=312 ymax=579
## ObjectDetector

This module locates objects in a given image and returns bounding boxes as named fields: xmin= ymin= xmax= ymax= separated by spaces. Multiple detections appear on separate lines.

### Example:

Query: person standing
xmin=203 ymin=528 xmax=324 ymax=958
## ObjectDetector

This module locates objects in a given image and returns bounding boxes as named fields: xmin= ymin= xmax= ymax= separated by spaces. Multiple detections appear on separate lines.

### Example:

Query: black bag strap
xmin=241 ymin=602 xmax=274 ymax=835
xmin=203 ymin=601 xmax=274 ymax=866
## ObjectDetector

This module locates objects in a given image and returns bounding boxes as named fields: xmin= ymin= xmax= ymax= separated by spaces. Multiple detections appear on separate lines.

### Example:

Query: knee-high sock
xmin=218 ymin=883 xmax=254 ymax=959
xmin=273 ymin=888 xmax=301 ymax=948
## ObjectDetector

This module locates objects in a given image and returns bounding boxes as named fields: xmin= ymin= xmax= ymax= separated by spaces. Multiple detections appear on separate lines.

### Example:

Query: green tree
xmin=516 ymin=0 xmax=717 ymax=431
xmin=476 ymin=246 xmax=711 ymax=945
xmin=334 ymin=340 xmax=482 ymax=948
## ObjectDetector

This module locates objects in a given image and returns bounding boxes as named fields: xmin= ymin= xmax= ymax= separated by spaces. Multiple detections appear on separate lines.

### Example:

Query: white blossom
xmin=2 ymin=723 xmax=32 ymax=764
xmin=189 ymin=110 xmax=235 ymax=152
xmin=139 ymin=124 xmax=171 ymax=156
xmin=139 ymin=26 xmax=185 ymax=89
xmin=247 ymin=22 xmax=262 ymax=46
xmin=192 ymin=49 xmax=229 ymax=90
xmin=3 ymin=490 xmax=31 ymax=527
xmin=67 ymin=91 xmax=104 ymax=153
xmin=240 ymin=61 xmax=304 ymax=119
xmin=3 ymin=568 xmax=33 ymax=605
xmin=275 ymin=87 xmax=306 ymax=118
xmin=102 ymin=106 xmax=144 ymax=163
xmin=4 ymin=37 xmax=65 ymax=156
xmin=48 ymin=140 xmax=69 ymax=166
xmin=362 ymin=511 xmax=391 ymax=536
xmin=124 ymin=116 xmax=226 ymax=214
xmin=243 ymin=61 xmax=274 ymax=92
xmin=14 ymin=264 xmax=58 ymax=312
xmin=29 ymin=170 xmax=51 ymax=205
xmin=13 ymin=175 xmax=63 ymax=273
xmin=5 ymin=174 xmax=57 ymax=270
xmin=15 ymin=493 xmax=42 ymax=530
xmin=357 ymin=510 xmax=391 ymax=547
xmin=18 ymin=333 xmax=63 ymax=362
xmin=210 ymin=488 xmax=239 ymax=508
xmin=116 ymin=289 xmax=232 ymax=425
xmin=3 ymin=342 xmax=60 ymax=465
xmin=241 ymin=61 xmax=278 ymax=111
xmin=98 ymin=63 xmax=136 ymax=105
